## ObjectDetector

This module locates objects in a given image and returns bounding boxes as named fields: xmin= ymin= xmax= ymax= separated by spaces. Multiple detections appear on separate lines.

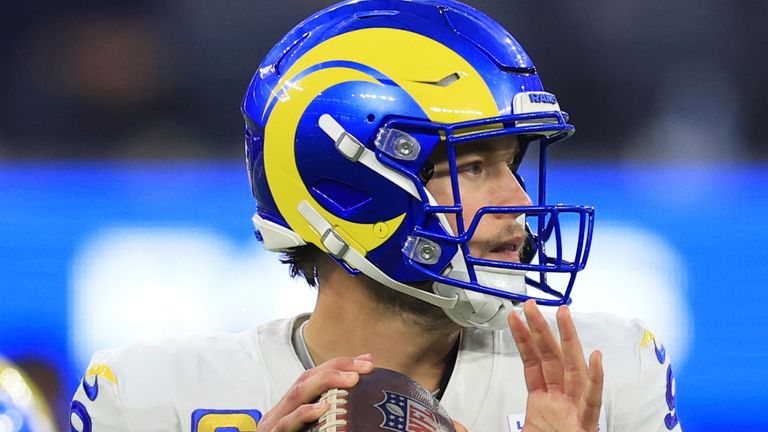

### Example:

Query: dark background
xmin=1 ymin=0 xmax=765 ymax=161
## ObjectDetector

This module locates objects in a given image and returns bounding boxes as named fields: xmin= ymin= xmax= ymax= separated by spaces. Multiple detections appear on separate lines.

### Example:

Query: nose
xmin=495 ymin=167 xmax=532 ymax=208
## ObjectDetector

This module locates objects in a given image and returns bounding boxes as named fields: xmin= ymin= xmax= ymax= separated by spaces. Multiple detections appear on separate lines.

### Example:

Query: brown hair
xmin=279 ymin=244 xmax=327 ymax=287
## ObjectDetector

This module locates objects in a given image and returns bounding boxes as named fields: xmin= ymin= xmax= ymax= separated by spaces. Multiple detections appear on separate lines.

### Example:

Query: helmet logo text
xmin=528 ymin=93 xmax=557 ymax=105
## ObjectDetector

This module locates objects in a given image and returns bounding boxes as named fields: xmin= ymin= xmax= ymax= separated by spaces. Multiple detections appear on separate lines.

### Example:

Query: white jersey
xmin=71 ymin=312 xmax=681 ymax=432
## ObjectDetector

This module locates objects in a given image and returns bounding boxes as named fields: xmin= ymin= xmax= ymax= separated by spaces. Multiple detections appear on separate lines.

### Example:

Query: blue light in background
xmin=1 ymin=161 xmax=767 ymax=430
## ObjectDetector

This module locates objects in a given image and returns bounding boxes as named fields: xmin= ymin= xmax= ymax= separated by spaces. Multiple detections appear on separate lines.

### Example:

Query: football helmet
xmin=242 ymin=0 xmax=594 ymax=329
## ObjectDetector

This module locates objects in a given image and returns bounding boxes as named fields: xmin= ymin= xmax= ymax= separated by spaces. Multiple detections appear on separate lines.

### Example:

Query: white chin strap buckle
xmin=434 ymin=267 xmax=527 ymax=330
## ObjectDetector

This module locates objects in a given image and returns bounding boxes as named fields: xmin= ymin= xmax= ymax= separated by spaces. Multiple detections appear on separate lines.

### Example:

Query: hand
xmin=508 ymin=300 xmax=604 ymax=432
xmin=256 ymin=354 xmax=374 ymax=431
xmin=452 ymin=420 xmax=469 ymax=432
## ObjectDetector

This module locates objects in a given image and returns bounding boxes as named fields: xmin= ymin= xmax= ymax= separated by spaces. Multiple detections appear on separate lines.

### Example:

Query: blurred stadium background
xmin=1 ymin=1 xmax=767 ymax=430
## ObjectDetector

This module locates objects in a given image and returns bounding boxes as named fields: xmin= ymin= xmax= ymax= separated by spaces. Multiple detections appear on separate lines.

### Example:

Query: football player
xmin=71 ymin=1 xmax=681 ymax=431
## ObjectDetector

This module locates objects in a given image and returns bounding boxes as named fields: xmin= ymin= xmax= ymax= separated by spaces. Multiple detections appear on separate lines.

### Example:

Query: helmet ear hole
xmin=366 ymin=114 xmax=376 ymax=123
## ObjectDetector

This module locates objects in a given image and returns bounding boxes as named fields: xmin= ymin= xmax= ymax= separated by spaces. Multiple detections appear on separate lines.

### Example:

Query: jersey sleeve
xmin=626 ymin=329 xmax=682 ymax=432
xmin=70 ymin=352 xmax=133 ymax=432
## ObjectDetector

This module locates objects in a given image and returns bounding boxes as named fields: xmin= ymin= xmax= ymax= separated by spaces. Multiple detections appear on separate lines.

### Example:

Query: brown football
xmin=303 ymin=367 xmax=456 ymax=432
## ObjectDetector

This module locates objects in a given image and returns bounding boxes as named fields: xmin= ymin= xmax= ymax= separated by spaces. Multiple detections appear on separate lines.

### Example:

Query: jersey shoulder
xmin=71 ymin=316 xmax=304 ymax=431
xmin=569 ymin=310 xmax=648 ymax=359
xmin=488 ymin=310 xmax=681 ymax=432
xmin=562 ymin=311 xmax=682 ymax=431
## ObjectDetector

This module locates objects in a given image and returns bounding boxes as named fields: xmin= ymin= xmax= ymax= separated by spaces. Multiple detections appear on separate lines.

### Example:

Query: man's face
xmin=425 ymin=135 xmax=532 ymax=264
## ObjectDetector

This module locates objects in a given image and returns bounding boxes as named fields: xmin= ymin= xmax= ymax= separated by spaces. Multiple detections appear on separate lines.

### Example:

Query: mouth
xmin=487 ymin=236 xmax=524 ymax=263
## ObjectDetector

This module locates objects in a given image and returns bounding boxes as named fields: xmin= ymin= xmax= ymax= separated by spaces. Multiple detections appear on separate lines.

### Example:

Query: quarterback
xmin=71 ymin=1 xmax=681 ymax=431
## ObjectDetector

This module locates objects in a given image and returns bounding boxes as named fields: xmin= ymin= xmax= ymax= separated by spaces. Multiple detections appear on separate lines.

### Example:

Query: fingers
xmin=282 ymin=368 xmax=358 ymax=408
xmin=271 ymin=401 xmax=328 ymax=432
xmin=283 ymin=354 xmax=373 ymax=406
xmin=508 ymin=306 xmax=546 ymax=393
xmin=510 ymin=302 xmax=605 ymax=432
xmin=260 ymin=354 xmax=374 ymax=431
xmin=452 ymin=419 xmax=470 ymax=432
xmin=557 ymin=305 xmax=588 ymax=401
xmin=523 ymin=300 xmax=565 ymax=393
xmin=579 ymin=351 xmax=604 ymax=431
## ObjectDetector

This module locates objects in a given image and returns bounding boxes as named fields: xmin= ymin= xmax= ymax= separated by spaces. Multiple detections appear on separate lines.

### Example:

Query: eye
xmin=459 ymin=162 xmax=483 ymax=176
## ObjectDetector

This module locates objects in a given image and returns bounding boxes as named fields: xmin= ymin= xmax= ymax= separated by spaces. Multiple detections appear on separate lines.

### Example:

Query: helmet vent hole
xmin=366 ymin=114 xmax=375 ymax=123
xmin=412 ymin=73 xmax=461 ymax=87
xmin=435 ymin=73 xmax=460 ymax=87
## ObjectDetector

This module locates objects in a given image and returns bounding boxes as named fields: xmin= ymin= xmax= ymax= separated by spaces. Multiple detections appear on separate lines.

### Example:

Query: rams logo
xmin=640 ymin=329 xmax=666 ymax=364
xmin=528 ymin=93 xmax=557 ymax=105
xmin=191 ymin=409 xmax=262 ymax=432
xmin=258 ymin=28 xmax=500 ymax=257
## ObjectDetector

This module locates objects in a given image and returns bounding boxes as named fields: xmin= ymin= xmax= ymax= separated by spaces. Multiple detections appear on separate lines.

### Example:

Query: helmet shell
xmin=241 ymin=0 xmax=558 ymax=286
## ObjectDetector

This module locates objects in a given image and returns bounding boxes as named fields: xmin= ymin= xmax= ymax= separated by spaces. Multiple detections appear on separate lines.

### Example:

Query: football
xmin=304 ymin=367 xmax=456 ymax=432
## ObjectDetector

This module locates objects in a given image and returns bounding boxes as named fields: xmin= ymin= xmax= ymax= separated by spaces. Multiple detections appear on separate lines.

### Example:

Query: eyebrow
xmin=428 ymin=138 xmax=520 ymax=165
xmin=453 ymin=142 xmax=519 ymax=160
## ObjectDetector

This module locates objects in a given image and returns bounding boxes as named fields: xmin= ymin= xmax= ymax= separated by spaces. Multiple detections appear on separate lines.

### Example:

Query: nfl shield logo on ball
xmin=375 ymin=391 xmax=438 ymax=432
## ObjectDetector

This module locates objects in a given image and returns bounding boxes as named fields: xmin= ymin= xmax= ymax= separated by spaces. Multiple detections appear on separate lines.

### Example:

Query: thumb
xmin=452 ymin=419 xmax=469 ymax=432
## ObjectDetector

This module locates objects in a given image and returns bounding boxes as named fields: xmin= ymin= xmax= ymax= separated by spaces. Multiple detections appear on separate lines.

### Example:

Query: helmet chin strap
xmin=299 ymin=198 xmax=526 ymax=330
xmin=433 ymin=266 xmax=526 ymax=330
xmin=297 ymin=201 xmax=459 ymax=310
xmin=432 ymin=214 xmax=529 ymax=331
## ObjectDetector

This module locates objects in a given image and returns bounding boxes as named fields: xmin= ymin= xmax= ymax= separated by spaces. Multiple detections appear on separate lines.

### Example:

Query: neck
xmin=303 ymin=270 xmax=461 ymax=393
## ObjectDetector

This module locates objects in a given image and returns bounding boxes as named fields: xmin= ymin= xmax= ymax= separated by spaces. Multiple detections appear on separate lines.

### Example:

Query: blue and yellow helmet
xmin=242 ymin=0 xmax=594 ymax=329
